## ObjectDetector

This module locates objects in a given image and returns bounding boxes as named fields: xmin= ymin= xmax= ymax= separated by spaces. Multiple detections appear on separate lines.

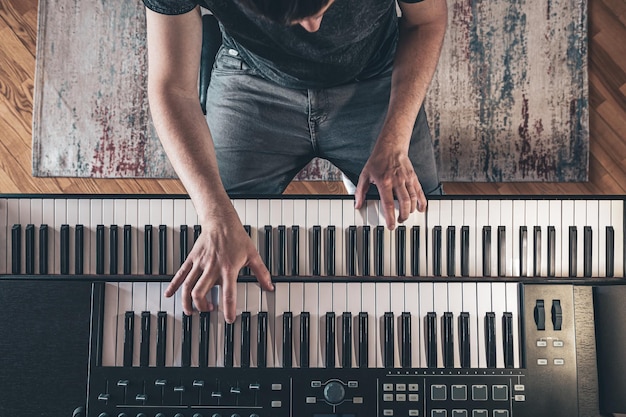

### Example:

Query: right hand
xmin=164 ymin=213 xmax=274 ymax=323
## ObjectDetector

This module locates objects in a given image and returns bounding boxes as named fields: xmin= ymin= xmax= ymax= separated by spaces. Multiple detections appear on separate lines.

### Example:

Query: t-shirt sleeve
xmin=398 ymin=0 xmax=425 ymax=3
xmin=142 ymin=0 xmax=198 ymax=15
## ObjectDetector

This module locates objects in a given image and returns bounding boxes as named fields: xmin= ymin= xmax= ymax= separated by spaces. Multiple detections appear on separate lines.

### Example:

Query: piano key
xmin=418 ymin=282 xmax=433 ymax=368
xmin=312 ymin=225 xmax=321 ymax=276
xmin=497 ymin=226 xmax=506 ymax=277
xmin=548 ymin=199 xmax=563 ymax=277
xmin=433 ymin=283 xmax=447 ymax=368
xmin=460 ymin=225 xmax=470 ymax=277
xmin=611 ymin=200 xmax=624 ymax=277
xmin=375 ymin=225 xmax=385 ymax=276
xmin=447 ymin=282 xmax=463 ymax=369
xmin=383 ymin=312 xmax=394 ymax=368
xmin=447 ymin=226 xmax=455 ymax=277
xmin=437 ymin=200 xmax=451 ymax=277
xmin=346 ymin=282 xmax=360 ymax=369
xmin=342 ymin=312 xmax=352 ymax=368
xmin=110 ymin=224 xmax=118 ymax=275
xmin=125 ymin=199 xmax=139 ymax=276
xmin=432 ymin=226 xmax=442 ymax=276
xmin=25 ymin=224 xmax=34 ymax=274
xmin=325 ymin=312 xmax=336 ymax=368
xmin=396 ymin=225 xmax=406 ymax=276
xmin=140 ymin=311 xmax=150 ymax=367
xmin=274 ymin=282 xmax=290 ymax=368
xmin=146 ymin=282 xmax=161 ymax=367
xmin=404 ymin=282 xmax=420 ymax=369
xmin=264 ymin=225 xmax=273 ymax=272
xmin=277 ymin=225 xmax=286 ymax=275
xmin=426 ymin=312 xmax=437 ymax=368
xmin=476 ymin=283 xmax=491 ymax=368
xmin=332 ymin=282 xmax=347 ymax=367
xmin=584 ymin=226 xmax=593 ymax=277
xmin=123 ymin=311 xmax=134 ymax=367
xmin=182 ymin=313 xmax=192 ymax=367
xmin=156 ymin=311 xmax=167 ymax=367
xmin=213 ymin=286 xmax=226 ymax=367
xmin=60 ymin=224 xmax=69 ymax=274
xmin=11 ymin=224 xmax=20 ymax=274
xmin=597 ymin=201 xmax=611 ymax=277
xmin=462 ymin=282 xmax=479 ymax=368
xmin=96 ymin=225 xmax=105 ymax=275
xmin=240 ymin=311 xmax=251 ymax=368
xmin=305 ymin=199 xmax=319 ymax=276
xmin=606 ymin=226 xmax=615 ymax=277
xmin=361 ymin=282 xmax=377 ymax=368
xmin=180 ymin=225 xmax=189 ymax=266
xmin=160 ymin=279 xmax=176 ymax=367
xmin=475 ymin=200 xmax=489 ymax=277
xmin=533 ymin=226 xmax=541 ymax=276
xmin=158 ymin=225 xmax=167 ymax=275
xmin=523 ymin=200 xmax=537 ymax=276
xmin=319 ymin=282 xmax=333 ymax=367
xmin=503 ymin=312 xmax=514 ymax=368
xmin=102 ymin=283 xmax=119 ymax=366
xmin=462 ymin=200 xmax=477 ymax=277
xmin=224 ymin=321 xmax=234 ymax=368
xmin=130 ymin=281 xmax=147 ymax=368
xmin=485 ymin=312 xmax=497 ymax=368
xmin=282 ymin=312 xmax=293 ymax=368
xmin=246 ymin=282 xmax=261 ymax=367
xmin=326 ymin=225 xmax=336 ymax=276
xmin=442 ymin=312 xmax=454 ymax=368
xmin=569 ymin=226 xmax=577 ymax=277
xmin=199 ymin=311 xmax=210 ymax=368
xmin=358 ymin=312 xmax=368 ymax=368
xmin=261 ymin=284 xmax=276 ymax=368
xmin=389 ymin=282 xmax=404 ymax=368
xmin=401 ymin=312 xmax=411 ymax=368
xmin=290 ymin=225 xmax=300 ymax=276
xmin=341 ymin=200 xmax=355 ymax=277
xmin=144 ymin=225 xmax=153 ymax=275
xmin=548 ymin=225 xmax=556 ymax=277
xmin=294 ymin=200 xmax=307 ymax=276
xmin=375 ymin=282 xmax=391 ymax=368
xmin=488 ymin=200 xmax=501 ymax=277
xmin=491 ymin=282 xmax=507 ymax=368
xmin=347 ymin=225 xmax=357 ymax=276
xmin=361 ymin=225 xmax=371 ymax=276
xmin=482 ymin=226 xmax=491 ymax=277
xmin=519 ymin=226 xmax=527 ymax=277
xmin=257 ymin=312 xmax=268 ymax=368
xmin=301 ymin=311 xmax=310 ymax=368
xmin=459 ymin=312 xmax=471 ymax=368
xmin=506 ymin=282 xmax=521 ymax=368
xmin=123 ymin=225 xmax=132 ymax=275
xmin=411 ymin=225 xmax=421 ymax=276
xmin=39 ymin=224 xmax=48 ymax=274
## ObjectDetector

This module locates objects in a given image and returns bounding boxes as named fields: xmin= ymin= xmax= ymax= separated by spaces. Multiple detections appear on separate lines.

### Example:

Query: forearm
xmin=378 ymin=6 xmax=447 ymax=152
xmin=148 ymin=87 xmax=234 ymax=225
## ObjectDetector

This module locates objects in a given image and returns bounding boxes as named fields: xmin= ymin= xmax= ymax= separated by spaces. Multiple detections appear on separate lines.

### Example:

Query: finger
xmin=394 ymin=182 xmax=412 ymax=224
xmin=407 ymin=177 xmax=419 ymax=214
xmin=189 ymin=267 xmax=217 ymax=315
xmin=354 ymin=173 xmax=370 ymax=209
xmin=221 ymin=273 xmax=238 ymax=324
xmin=165 ymin=260 xmax=193 ymax=297
xmin=378 ymin=186 xmax=397 ymax=230
xmin=180 ymin=264 xmax=204 ymax=314
xmin=248 ymin=251 xmax=274 ymax=292
xmin=415 ymin=182 xmax=427 ymax=212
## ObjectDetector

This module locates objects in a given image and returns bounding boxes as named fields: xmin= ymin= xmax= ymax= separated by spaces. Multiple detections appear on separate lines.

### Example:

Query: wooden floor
xmin=0 ymin=0 xmax=624 ymax=196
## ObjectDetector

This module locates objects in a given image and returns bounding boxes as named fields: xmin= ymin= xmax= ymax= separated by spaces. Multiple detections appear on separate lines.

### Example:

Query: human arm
xmin=354 ymin=0 xmax=448 ymax=228
xmin=145 ymin=7 xmax=273 ymax=322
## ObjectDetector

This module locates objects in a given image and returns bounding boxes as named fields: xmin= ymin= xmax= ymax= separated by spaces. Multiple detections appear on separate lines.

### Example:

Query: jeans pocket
xmin=212 ymin=46 xmax=254 ymax=75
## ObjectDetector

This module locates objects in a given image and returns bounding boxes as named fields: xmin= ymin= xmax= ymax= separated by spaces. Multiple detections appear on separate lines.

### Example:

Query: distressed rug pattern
xmin=32 ymin=0 xmax=588 ymax=182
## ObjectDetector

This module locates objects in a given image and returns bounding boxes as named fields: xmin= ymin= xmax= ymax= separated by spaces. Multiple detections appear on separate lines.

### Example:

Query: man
xmin=142 ymin=0 xmax=448 ymax=323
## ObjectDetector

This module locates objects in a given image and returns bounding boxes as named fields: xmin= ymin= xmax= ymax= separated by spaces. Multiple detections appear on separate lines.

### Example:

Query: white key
xmin=512 ymin=200 xmax=525 ymax=277
xmin=361 ymin=282 xmax=377 ymax=368
xmin=233 ymin=282 xmax=247 ymax=368
xmin=173 ymin=199 xmax=188 ymax=269
xmin=41 ymin=199 xmax=55 ymax=274
xmin=52 ymin=199 xmax=67 ymax=275
xmin=288 ymin=282 xmax=304 ymax=367
xmin=561 ymin=200 xmax=575 ymax=277
xmin=488 ymin=200 xmax=500 ymax=277
xmin=448 ymin=282 xmax=463 ymax=368
xmin=269 ymin=199 xmax=283 ymax=275
xmin=132 ymin=281 xmax=147 ymax=367
xmin=404 ymin=205 xmax=426 ymax=277
xmin=65 ymin=198 xmax=79 ymax=274
xmin=524 ymin=200 xmax=538 ymax=277
xmin=612 ymin=200 xmax=624 ymax=277
xmin=0 ymin=198 xmax=8 ymax=274
xmin=506 ymin=282 xmax=520 ymax=368
xmin=390 ymin=282 xmax=404 ymax=368
xmin=500 ymin=199 xmax=513 ymax=277
xmin=274 ymin=282 xmax=290 ymax=367
xmin=491 ymin=282 xmax=506 ymax=368
xmin=125 ymin=199 xmax=139 ymax=275
xmin=137 ymin=200 xmax=150 ymax=274
xmin=149 ymin=200 xmax=162 ymax=275
xmin=318 ymin=282 xmax=333 ymax=367
xmin=146 ymin=282 xmax=161 ymax=366
xmin=433 ymin=282 xmax=447 ymax=368
xmin=160 ymin=280 xmax=176 ymax=367
xmin=160 ymin=199 xmax=175 ymax=275
xmin=329 ymin=199 xmax=344 ymax=276
xmin=102 ymin=282 xmax=119 ymax=366
xmin=306 ymin=200 xmax=319 ymax=276
xmin=114 ymin=199 xmax=127 ymax=274
xmin=476 ymin=282 xmax=492 ymax=368
xmin=549 ymin=200 xmax=562 ymax=277
xmin=427 ymin=199 xmax=440 ymax=276
xmin=346 ymin=282 xmax=360 ymax=368
xmin=294 ymin=199 xmax=307 ymax=276
xmin=281 ymin=200 xmax=295 ymax=275
xmin=172 ymin=288 xmax=183 ymax=367
xmin=342 ymin=199 xmax=356 ymax=276
xmin=586 ymin=200 xmax=599 ymax=277
xmin=261 ymin=283 xmax=276 ymax=368
xmin=450 ymin=200 xmax=464 ymax=277
xmin=439 ymin=199 xmax=451 ymax=277
xmin=418 ymin=282 xmax=434 ymax=368
xmin=463 ymin=200 xmax=477 ymax=277
xmin=536 ymin=200 xmax=550 ymax=277
xmin=318 ymin=199 xmax=331 ymax=276
xmin=246 ymin=283 xmax=261 ymax=368
xmin=332 ymin=282 xmax=347 ymax=367
xmin=598 ymin=201 xmax=611 ymax=277
xmin=475 ymin=200 xmax=489 ymax=277
xmin=116 ymin=282 xmax=133 ymax=367
xmin=404 ymin=282 xmax=420 ymax=368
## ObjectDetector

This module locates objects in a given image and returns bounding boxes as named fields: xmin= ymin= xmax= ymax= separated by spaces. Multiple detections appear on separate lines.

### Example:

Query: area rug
xmin=32 ymin=0 xmax=588 ymax=182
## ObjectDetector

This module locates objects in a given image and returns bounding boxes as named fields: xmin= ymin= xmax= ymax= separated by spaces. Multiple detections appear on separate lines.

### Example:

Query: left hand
xmin=354 ymin=144 xmax=427 ymax=229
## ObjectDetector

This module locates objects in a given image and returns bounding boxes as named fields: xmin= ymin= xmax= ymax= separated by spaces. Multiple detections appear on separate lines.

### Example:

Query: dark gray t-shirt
xmin=142 ymin=0 xmax=421 ymax=88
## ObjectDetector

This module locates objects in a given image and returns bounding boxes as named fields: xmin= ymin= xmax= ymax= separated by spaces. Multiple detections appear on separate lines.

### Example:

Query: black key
xmin=497 ymin=226 xmax=506 ymax=277
xmin=159 ymin=225 xmax=167 ymax=275
xmin=96 ymin=225 xmax=105 ymax=275
xmin=461 ymin=226 xmax=470 ymax=277
xmin=241 ymin=312 xmax=251 ymax=368
xmin=411 ymin=225 xmax=420 ymax=276
xmin=426 ymin=312 xmax=437 ymax=368
xmin=300 ymin=311 xmax=310 ymax=368
xmin=347 ymin=225 xmax=357 ymax=276
xmin=326 ymin=226 xmax=336 ymax=276
xmin=180 ymin=225 xmax=189 ymax=266
xmin=224 ymin=321 xmax=234 ymax=368
xmin=482 ymin=226 xmax=491 ymax=277
xmin=182 ymin=313 xmax=192 ymax=367
xmin=312 ymin=225 xmax=321 ymax=275
xmin=109 ymin=224 xmax=118 ymax=275
xmin=199 ymin=312 xmax=210 ymax=367
xmin=459 ymin=312 xmax=471 ymax=368
xmin=443 ymin=312 xmax=454 ymax=368
xmin=144 ymin=225 xmax=153 ymax=275
xmin=401 ymin=312 xmax=411 ymax=368
xmin=519 ymin=226 xmax=527 ymax=277
xmin=75 ymin=224 xmax=84 ymax=275
xmin=606 ymin=226 xmax=615 ymax=277
xmin=375 ymin=225 xmax=384 ymax=276
xmin=533 ymin=226 xmax=541 ymax=276
xmin=39 ymin=224 xmax=48 ymax=275
xmin=547 ymin=226 xmax=556 ymax=277
xmin=60 ymin=224 xmax=70 ymax=275
xmin=156 ymin=311 xmax=167 ymax=367
xmin=242 ymin=225 xmax=251 ymax=276
xmin=432 ymin=226 xmax=442 ymax=276
xmin=384 ymin=312 xmax=394 ymax=368
xmin=342 ymin=312 xmax=352 ymax=368
xmin=140 ymin=311 xmax=150 ymax=367
xmin=485 ymin=312 xmax=496 ymax=368
xmin=257 ymin=312 xmax=268 ymax=368
xmin=291 ymin=225 xmax=300 ymax=276
xmin=362 ymin=225 xmax=371 ymax=276
xmin=358 ymin=312 xmax=368 ymax=368
xmin=123 ymin=225 xmax=132 ymax=274
xmin=264 ymin=225 xmax=273 ymax=272
xmin=123 ymin=311 xmax=134 ymax=367
xmin=283 ymin=312 xmax=293 ymax=368
xmin=277 ymin=225 xmax=286 ymax=276
xmin=447 ymin=226 xmax=455 ymax=277
xmin=396 ymin=225 xmax=406 ymax=276
xmin=503 ymin=312 xmax=514 ymax=368
xmin=194 ymin=224 xmax=202 ymax=241
xmin=569 ymin=226 xmax=577 ymax=277
xmin=11 ymin=224 xmax=21 ymax=274
xmin=25 ymin=224 xmax=34 ymax=275
xmin=584 ymin=226 xmax=592 ymax=277
xmin=325 ymin=312 xmax=336 ymax=368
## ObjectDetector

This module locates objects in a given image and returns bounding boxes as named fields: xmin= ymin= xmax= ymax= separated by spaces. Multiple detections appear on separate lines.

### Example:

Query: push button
xmin=472 ymin=411 xmax=488 ymax=417
xmin=432 ymin=410 xmax=447 ymax=417
xmin=452 ymin=411 xmax=468 ymax=417
xmin=493 ymin=411 xmax=509 ymax=417
xmin=451 ymin=385 xmax=467 ymax=401
xmin=472 ymin=385 xmax=488 ymax=401
xmin=431 ymin=385 xmax=447 ymax=401
xmin=492 ymin=385 xmax=508 ymax=401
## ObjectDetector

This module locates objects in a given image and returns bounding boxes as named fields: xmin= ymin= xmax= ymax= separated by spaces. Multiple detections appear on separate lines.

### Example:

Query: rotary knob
xmin=323 ymin=381 xmax=346 ymax=405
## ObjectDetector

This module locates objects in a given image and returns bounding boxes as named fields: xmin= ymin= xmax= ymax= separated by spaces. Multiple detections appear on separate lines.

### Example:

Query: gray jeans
xmin=205 ymin=46 xmax=442 ymax=196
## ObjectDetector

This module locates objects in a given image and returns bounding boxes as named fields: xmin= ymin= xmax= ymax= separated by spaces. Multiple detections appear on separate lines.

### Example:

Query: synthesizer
xmin=0 ymin=195 xmax=625 ymax=417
